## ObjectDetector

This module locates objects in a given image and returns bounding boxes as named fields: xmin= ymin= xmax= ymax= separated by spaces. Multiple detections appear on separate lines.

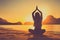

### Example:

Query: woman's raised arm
xmin=32 ymin=9 xmax=36 ymax=20
xmin=38 ymin=9 xmax=42 ymax=17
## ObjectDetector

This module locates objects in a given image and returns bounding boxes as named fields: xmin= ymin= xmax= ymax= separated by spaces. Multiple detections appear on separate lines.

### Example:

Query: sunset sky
xmin=0 ymin=0 xmax=60 ymax=23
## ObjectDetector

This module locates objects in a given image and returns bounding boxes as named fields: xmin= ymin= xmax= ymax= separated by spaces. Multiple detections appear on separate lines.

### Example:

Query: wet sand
xmin=0 ymin=28 xmax=60 ymax=40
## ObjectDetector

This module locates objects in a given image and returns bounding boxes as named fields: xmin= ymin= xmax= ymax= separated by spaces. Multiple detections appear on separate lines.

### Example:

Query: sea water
xmin=0 ymin=25 xmax=60 ymax=33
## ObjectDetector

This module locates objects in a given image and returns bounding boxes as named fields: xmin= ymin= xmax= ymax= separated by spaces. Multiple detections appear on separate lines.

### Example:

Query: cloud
xmin=37 ymin=0 xmax=60 ymax=4
xmin=0 ymin=0 xmax=20 ymax=7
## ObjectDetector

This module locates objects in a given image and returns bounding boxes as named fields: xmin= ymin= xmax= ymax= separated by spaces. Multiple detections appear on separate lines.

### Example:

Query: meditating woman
xmin=29 ymin=6 xmax=45 ymax=34
xmin=32 ymin=6 xmax=42 ymax=31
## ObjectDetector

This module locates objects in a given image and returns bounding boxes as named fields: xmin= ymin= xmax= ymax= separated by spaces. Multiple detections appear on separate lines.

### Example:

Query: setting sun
xmin=25 ymin=6 xmax=49 ymax=22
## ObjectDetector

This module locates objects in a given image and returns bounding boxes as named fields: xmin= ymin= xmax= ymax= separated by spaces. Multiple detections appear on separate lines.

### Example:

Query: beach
xmin=0 ymin=25 xmax=60 ymax=40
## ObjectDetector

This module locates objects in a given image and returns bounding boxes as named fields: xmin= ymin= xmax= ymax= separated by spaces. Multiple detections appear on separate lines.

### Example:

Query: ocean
xmin=0 ymin=25 xmax=60 ymax=32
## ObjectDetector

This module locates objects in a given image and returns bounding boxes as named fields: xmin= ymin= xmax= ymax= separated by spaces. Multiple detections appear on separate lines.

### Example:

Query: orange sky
xmin=0 ymin=0 xmax=60 ymax=23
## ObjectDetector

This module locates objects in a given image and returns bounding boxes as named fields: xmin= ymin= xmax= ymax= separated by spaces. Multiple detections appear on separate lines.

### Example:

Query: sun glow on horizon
xmin=25 ymin=6 xmax=49 ymax=22
xmin=0 ymin=0 xmax=60 ymax=24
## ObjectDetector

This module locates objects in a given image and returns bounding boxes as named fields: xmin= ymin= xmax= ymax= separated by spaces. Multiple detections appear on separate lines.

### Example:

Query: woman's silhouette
xmin=32 ymin=6 xmax=42 ymax=30
xmin=29 ymin=6 xmax=45 ymax=34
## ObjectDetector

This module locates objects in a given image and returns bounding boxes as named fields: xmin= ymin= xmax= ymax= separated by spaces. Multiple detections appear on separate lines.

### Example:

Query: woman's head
xmin=35 ymin=12 xmax=40 ymax=17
